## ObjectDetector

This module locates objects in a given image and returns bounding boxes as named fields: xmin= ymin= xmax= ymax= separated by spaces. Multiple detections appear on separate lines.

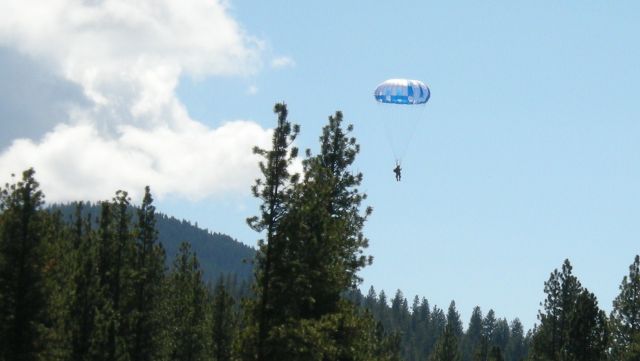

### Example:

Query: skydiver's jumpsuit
xmin=393 ymin=165 xmax=401 ymax=181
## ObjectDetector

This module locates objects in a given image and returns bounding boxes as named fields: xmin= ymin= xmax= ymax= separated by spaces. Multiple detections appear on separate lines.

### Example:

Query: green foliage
xmin=56 ymin=202 xmax=101 ymax=361
xmin=430 ymin=317 xmax=462 ymax=361
xmin=50 ymin=202 xmax=255 ymax=283
xmin=5 ymin=104 xmax=640 ymax=361
xmin=210 ymin=279 xmax=236 ymax=361
xmin=505 ymin=319 xmax=527 ymax=361
xmin=446 ymin=301 xmax=464 ymax=340
xmin=245 ymin=103 xmax=300 ymax=360
xmin=483 ymin=310 xmax=497 ymax=345
xmin=488 ymin=346 xmax=504 ymax=361
xmin=0 ymin=169 xmax=47 ymax=361
xmin=463 ymin=307 xmax=484 ymax=361
xmin=166 ymin=242 xmax=208 ymax=361
xmin=128 ymin=186 xmax=166 ymax=361
xmin=243 ymin=104 xmax=394 ymax=361
xmin=610 ymin=255 xmax=640 ymax=360
xmin=529 ymin=259 xmax=608 ymax=361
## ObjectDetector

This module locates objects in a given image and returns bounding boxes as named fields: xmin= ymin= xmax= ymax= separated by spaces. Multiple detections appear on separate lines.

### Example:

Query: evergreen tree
xmin=364 ymin=286 xmax=378 ymax=312
xmin=407 ymin=296 xmax=429 ymax=361
xmin=483 ymin=310 xmax=497 ymax=346
xmin=505 ymin=319 xmax=526 ymax=361
xmin=90 ymin=193 xmax=135 ymax=361
xmin=129 ymin=187 xmax=166 ymax=361
xmin=429 ymin=306 xmax=447 ymax=355
xmin=63 ymin=202 xmax=101 ymax=361
xmin=530 ymin=260 xmax=576 ymax=360
xmin=493 ymin=319 xmax=510 ymax=353
xmin=564 ymin=289 xmax=608 ymax=361
xmin=36 ymin=205 xmax=76 ymax=360
xmin=529 ymin=259 xmax=608 ymax=361
xmin=473 ymin=336 xmax=489 ymax=361
xmin=167 ymin=242 xmax=208 ymax=361
xmin=488 ymin=346 xmax=504 ymax=361
xmin=377 ymin=290 xmax=391 ymax=329
xmin=446 ymin=301 xmax=464 ymax=339
xmin=464 ymin=307 xmax=484 ymax=361
xmin=430 ymin=315 xmax=462 ymax=361
xmin=244 ymin=102 xmax=300 ymax=360
xmin=90 ymin=200 xmax=115 ymax=360
xmin=210 ymin=279 xmax=235 ymax=361
xmin=391 ymin=289 xmax=409 ymax=329
xmin=0 ymin=169 xmax=47 ymax=361
xmin=610 ymin=255 xmax=640 ymax=360
xmin=417 ymin=298 xmax=433 ymax=360
xmin=242 ymin=105 xmax=394 ymax=361
xmin=273 ymin=110 xmax=371 ymax=320
xmin=623 ymin=333 xmax=640 ymax=361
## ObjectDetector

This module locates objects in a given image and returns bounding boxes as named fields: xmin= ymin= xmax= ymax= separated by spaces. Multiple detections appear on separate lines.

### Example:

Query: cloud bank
xmin=0 ymin=0 xmax=273 ymax=202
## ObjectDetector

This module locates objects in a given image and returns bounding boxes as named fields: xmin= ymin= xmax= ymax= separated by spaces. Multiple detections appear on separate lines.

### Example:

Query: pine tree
xmin=529 ymin=259 xmax=608 ymax=361
xmin=129 ymin=186 xmax=166 ymax=361
xmin=417 ymin=298 xmax=433 ymax=360
xmin=473 ymin=336 xmax=489 ymax=361
xmin=530 ymin=260 xmax=575 ymax=360
xmin=0 ymin=169 xmax=47 ymax=361
xmin=210 ymin=279 xmax=235 ymax=361
xmin=429 ymin=306 xmax=447 ymax=356
xmin=430 ymin=315 xmax=462 ymax=361
xmin=63 ymin=202 xmax=101 ymax=361
xmin=488 ymin=346 xmax=504 ymax=361
xmin=505 ymin=319 xmax=526 ymax=361
xmin=273 ymin=110 xmax=372 ymax=320
xmin=244 ymin=102 xmax=299 ymax=361
xmin=564 ymin=289 xmax=608 ymax=361
xmin=611 ymin=255 xmax=640 ymax=360
xmin=408 ymin=296 xmax=430 ymax=361
xmin=391 ymin=289 xmax=409 ymax=330
xmin=242 ymin=105 xmax=393 ymax=361
xmin=463 ymin=307 xmax=484 ymax=361
xmin=38 ymin=205 xmax=76 ymax=360
xmin=90 ymin=200 xmax=117 ymax=361
xmin=377 ymin=290 xmax=391 ymax=329
xmin=364 ymin=286 xmax=378 ymax=312
xmin=493 ymin=319 xmax=510 ymax=353
xmin=90 ymin=193 xmax=135 ymax=361
xmin=483 ymin=310 xmax=497 ymax=346
xmin=446 ymin=301 xmax=464 ymax=339
xmin=167 ymin=242 xmax=208 ymax=361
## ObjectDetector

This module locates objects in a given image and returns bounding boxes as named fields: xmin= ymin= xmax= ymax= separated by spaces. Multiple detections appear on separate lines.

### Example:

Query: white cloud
xmin=0 ymin=0 xmax=275 ymax=202
xmin=0 ymin=120 xmax=272 ymax=202
xmin=271 ymin=56 xmax=296 ymax=69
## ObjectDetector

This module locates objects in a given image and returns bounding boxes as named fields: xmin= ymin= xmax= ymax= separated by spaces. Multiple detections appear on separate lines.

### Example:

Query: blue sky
xmin=175 ymin=0 xmax=640 ymax=328
xmin=1 ymin=0 xmax=638 ymax=329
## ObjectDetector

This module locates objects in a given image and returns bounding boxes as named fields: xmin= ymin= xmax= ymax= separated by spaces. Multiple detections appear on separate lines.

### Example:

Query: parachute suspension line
xmin=378 ymin=102 xmax=427 ymax=165
xmin=374 ymin=78 xmax=431 ymax=166
xmin=379 ymin=104 xmax=400 ymax=163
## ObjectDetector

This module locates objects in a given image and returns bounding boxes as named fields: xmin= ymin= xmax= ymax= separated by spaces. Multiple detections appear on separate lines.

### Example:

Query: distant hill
xmin=49 ymin=203 xmax=256 ymax=282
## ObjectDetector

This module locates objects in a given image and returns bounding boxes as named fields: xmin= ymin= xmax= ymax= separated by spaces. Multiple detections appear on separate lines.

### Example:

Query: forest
xmin=1 ymin=103 xmax=639 ymax=361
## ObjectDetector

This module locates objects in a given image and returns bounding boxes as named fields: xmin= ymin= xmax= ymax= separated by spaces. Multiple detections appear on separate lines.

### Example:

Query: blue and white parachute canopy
xmin=374 ymin=79 xmax=430 ymax=105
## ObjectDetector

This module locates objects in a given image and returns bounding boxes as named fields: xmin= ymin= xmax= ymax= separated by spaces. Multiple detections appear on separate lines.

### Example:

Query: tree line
xmin=0 ymin=172 xmax=241 ymax=361
xmin=1 ymin=103 xmax=639 ymax=361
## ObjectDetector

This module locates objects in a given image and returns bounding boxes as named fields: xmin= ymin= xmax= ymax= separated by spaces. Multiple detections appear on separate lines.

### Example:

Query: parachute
xmin=374 ymin=78 xmax=430 ymax=105
xmin=374 ymin=79 xmax=431 ymax=165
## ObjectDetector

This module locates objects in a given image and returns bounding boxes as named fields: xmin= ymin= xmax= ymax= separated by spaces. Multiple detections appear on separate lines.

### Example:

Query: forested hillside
xmin=50 ymin=203 xmax=255 ymax=282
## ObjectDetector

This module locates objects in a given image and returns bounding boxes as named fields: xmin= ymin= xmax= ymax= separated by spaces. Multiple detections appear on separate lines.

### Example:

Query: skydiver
xmin=393 ymin=163 xmax=402 ymax=181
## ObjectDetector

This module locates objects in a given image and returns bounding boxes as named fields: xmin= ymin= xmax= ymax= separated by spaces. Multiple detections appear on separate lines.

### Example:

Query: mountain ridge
xmin=49 ymin=202 xmax=256 ymax=282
